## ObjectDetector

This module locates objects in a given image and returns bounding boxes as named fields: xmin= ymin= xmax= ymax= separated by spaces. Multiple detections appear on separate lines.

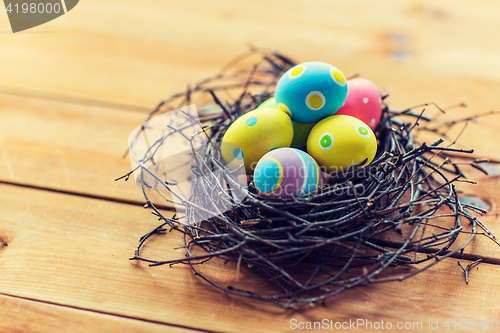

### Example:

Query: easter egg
xmin=256 ymin=97 xmax=315 ymax=148
xmin=307 ymin=115 xmax=377 ymax=173
xmin=275 ymin=62 xmax=348 ymax=124
xmin=221 ymin=108 xmax=293 ymax=173
xmin=254 ymin=148 xmax=322 ymax=197
xmin=255 ymin=96 xmax=278 ymax=110
xmin=291 ymin=122 xmax=315 ymax=148
xmin=336 ymin=78 xmax=383 ymax=130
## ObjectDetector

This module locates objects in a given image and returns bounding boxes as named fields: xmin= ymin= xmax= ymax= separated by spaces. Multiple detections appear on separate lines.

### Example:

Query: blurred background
xmin=1 ymin=0 xmax=499 ymax=112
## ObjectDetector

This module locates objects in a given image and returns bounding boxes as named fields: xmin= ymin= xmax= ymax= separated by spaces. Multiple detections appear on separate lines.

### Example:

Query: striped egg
xmin=307 ymin=115 xmax=377 ymax=173
xmin=221 ymin=108 xmax=293 ymax=173
xmin=256 ymin=97 xmax=315 ymax=148
xmin=335 ymin=78 xmax=383 ymax=130
xmin=275 ymin=62 xmax=348 ymax=124
xmin=254 ymin=148 xmax=322 ymax=197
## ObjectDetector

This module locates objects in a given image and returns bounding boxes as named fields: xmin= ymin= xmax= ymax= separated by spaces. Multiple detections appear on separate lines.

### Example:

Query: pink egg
xmin=335 ymin=78 xmax=383 ymax=130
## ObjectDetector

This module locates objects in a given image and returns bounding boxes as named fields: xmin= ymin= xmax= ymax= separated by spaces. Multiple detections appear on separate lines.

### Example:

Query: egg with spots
xmin=221 ymin=108 xmax=293 ymax=173
xmin=336 ymin=78 xmax=383 ymax=130
xmin=254 ymin=148 xmax=322 ymax=197
xmin=256 ymin=97 xmax=316 ymax=148
xmin=307 ymin=115 xmax=377 ymax=173
xmin=275 ymin=62 xmax=348 ymax=124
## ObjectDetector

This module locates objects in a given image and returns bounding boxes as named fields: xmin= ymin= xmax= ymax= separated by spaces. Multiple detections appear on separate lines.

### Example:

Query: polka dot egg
xmin=256 ymin=97 xmax=315 ymax=148
xmin=254 ymin=148 xmax=322 ymax=197
xmin=307 ymin=115 xmax=377 ymax=173
xmin=275 ymin=62 xmax=348 ymax=124
xmin=221 ymin=108 xmax=293 ymax=173
xmin=336 ymin=78 xmax=383 ymax=130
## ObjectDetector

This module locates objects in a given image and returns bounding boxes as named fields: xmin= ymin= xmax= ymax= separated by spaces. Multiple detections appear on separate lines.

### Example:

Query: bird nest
xmin=120 ymin=50 xmax=495 ymax=309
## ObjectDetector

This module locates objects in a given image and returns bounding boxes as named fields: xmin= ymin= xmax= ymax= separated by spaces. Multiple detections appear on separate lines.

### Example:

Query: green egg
xmin=291 ymin=122 xmax=315 ymax=148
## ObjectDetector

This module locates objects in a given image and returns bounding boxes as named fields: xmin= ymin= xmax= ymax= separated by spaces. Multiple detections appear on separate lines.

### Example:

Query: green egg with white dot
xmin=221 ymin=108 xmax=294 ymax=173
xmin=307 ymin=115 xmax=377 ymax=173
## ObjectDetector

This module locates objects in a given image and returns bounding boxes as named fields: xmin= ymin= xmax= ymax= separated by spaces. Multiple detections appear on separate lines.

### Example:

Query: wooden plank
xmin=0 ymin=91 xmax=165 ymax=205
xmin=0 ymin=294 xmax=192 ymax=333
xmin=1 ymin=184 xmax=500 ymax=333
xmin=1 ymin=0 xmax=500 ymax=110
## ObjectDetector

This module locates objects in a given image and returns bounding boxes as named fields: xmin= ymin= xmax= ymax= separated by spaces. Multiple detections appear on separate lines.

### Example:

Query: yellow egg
xmin=222 ymin=108 xmax=293 ymax=173
xmin=307 ymin=115 xmax=377 ymax=173
xmin=256 ymin=97 xmax=315 ymax=148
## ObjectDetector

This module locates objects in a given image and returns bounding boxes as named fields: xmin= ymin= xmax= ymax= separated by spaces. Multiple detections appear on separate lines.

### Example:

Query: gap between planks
xmin=0 ymin=179 xmax=176 ymax=212
xmin=0 ymin=84 xmax=152 ymax=114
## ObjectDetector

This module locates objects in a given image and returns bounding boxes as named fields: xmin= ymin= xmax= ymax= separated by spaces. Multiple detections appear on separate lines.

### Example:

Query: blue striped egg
xmin=275 ymin=62 xmax=348 ymax=124
xmin=254 ymin=148 xmax=322 ymax=197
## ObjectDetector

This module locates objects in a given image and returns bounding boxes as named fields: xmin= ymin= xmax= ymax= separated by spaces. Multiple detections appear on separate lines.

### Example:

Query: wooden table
xmin=1 ymin=1 xmax=500 ymax=332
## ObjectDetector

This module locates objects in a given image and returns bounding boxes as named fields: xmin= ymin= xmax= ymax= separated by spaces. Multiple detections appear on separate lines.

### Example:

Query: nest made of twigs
xmin=120 ymin=50 xmax=495 ymax=309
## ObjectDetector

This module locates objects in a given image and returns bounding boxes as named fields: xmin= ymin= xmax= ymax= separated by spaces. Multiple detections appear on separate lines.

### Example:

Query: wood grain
xmin=0 ymin=0 xmax=500 ymax=111
xmin=2 ymin=0 xmax=500 ymax=205
xmin=0 ymin=294 xmax=191 ymax=333
xmin=1 ymin=184 xmax=499 ymax=333
xmin=0 ymin=91 xmax=165 ymax=205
